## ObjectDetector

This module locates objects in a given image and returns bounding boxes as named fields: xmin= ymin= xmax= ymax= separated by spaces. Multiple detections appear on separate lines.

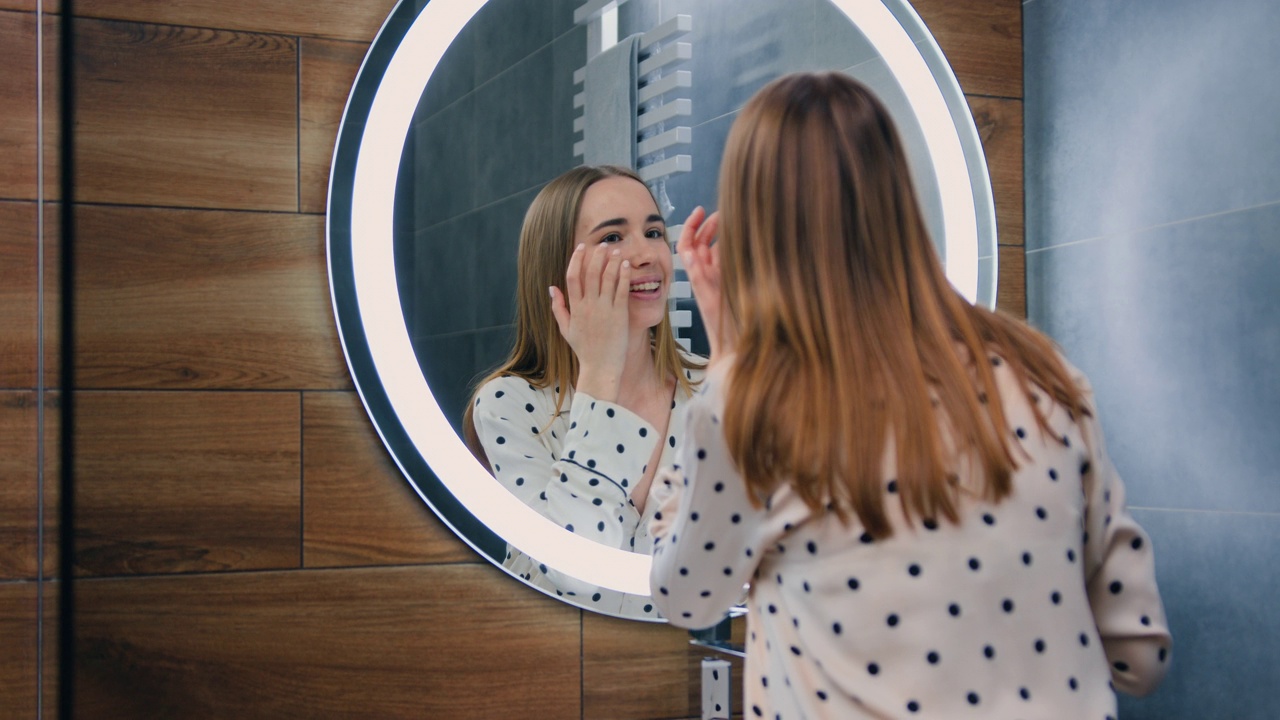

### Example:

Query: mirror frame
xmin=327 ymin=0 xmax=997 ymax=603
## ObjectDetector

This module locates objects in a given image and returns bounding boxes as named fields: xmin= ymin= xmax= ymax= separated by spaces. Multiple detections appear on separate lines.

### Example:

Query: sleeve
xmin=1076 ymin=375 xmax=1173 ymax=697
xmin=472 ymin=378 xmax=661 ymax=556
xmin=649 ymin=374 xmax=774 ymax=629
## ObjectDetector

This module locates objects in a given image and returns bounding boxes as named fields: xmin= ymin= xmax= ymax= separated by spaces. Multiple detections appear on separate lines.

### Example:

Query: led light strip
xmin=346 ymin=0 xmax=982 ymax=596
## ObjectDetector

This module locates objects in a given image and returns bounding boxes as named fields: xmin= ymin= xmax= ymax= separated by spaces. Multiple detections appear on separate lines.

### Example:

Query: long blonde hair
xmin=464 ymin=165 xmax=701 ymax=467
xmin=718 ymin=72 xmax=1088 ymax=538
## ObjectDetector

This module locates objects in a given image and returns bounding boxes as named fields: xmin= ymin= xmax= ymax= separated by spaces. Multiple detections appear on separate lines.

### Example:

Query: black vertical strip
xmin=57 ymin=1 xmax=77 ymax=718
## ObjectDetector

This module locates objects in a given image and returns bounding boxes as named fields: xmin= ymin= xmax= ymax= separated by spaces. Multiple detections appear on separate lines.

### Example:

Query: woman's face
xmin=572 ymin=176 xmax=673 ymax=331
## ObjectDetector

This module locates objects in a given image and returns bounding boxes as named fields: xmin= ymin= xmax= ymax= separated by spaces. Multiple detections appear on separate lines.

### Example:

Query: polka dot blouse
xmin=472 ymin=359 xmax=704 ymax=617
xmin=650 ymin=356 xmax=1172 ymax=719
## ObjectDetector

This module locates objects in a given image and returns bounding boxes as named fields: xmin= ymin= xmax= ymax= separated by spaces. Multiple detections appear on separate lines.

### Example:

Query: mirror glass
xmin=328 ymin=0 xmax=997 ymax=621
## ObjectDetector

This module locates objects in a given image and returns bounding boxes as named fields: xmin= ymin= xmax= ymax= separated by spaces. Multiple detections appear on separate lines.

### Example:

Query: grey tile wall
xmin=1025 ymin=0 xmax=1280 ymax=714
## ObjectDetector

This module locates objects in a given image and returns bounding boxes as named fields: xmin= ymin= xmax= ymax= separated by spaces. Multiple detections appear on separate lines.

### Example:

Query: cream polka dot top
xmin=472 ymin=360 xmax=704 ymax=618
xmin=650 ymin=355 xmax=1171 ymax=719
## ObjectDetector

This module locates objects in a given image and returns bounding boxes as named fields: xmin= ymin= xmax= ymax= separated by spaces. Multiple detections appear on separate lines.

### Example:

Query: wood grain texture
xmin=583 ymin=613 xmax=746 ymax=720
xmin=0 ymin=202 xmax=38 ymax=388
xmin=913 ymin=0 xmax=1022 ymax=99
xmin=997 ymin=244 xmax=1026 ymax=318
xmin=300 ymin=38 xmax=368 ymax=215
xmin=74 ymin=564 xmax=580 ymax=719
xmin=75 ymin=205 xmax=349 ymax=390
xmin=0 ymin=581 xmax=39 ymax=719
xmin=969 ymin=95 xmax=1024 ymax=248
xmin=73 ymin=0 xmax=399 ymax=42
xmin=0 ymin=11 xmax=40 ymax=201
xmin=0 ymin=393 xmax=40 ymax=580
xmin=73 ymin=17 xmax=297 ymax=210
xmin=303 ymin=390 xmax=473 ymax=567
xmin=74 ymin=391 xmax=300 ymax=576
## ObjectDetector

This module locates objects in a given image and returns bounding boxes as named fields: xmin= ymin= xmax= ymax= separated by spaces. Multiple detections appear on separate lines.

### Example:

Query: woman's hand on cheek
xmin=678 ymin=207 xmax=734 ymax=366
xmin=549 ymin=243 xmax=632 ymax=402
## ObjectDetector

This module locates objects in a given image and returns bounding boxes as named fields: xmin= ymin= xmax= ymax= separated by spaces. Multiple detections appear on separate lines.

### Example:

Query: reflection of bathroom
xmin=3 ymin=0 xmax=1277 ymax=718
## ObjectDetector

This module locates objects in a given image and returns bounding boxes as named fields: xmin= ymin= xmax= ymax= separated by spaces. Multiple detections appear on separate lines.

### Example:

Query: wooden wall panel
xmin=0 ymin=202 xmax=38 ymax=388
xmin=73 ymin=18 xmax=297 ymax=211
xmin=997 ymin=244 xmax=1026 ymax=318
xmin=913 ymin=0 xmax=1022 ymax=99
xmin=72 ymin=0 xmax=400 ymax=42
xmin=0 ymin=11 xmax=39 ymax=201
xmin=302 ymin=390 xmax=472 ymax=567
xmin=300 ymin=38 xmax=368 ymax=215
xmin=583 ymin=614 xmax=746 ymax=720
xmin=74 ymin=565 xmax=581 ymax=719
xmin=970 ymin=95 xmax=1024 ymax=249
xmin=75 ymin=206 xmax=348 ymax=390
xmin=74 ymin=391 xmax=300 ymax=577
xmin=0 ymin=581 xmax=39 ymax=719
xmin=0 ymin=393 xmax=40 ymax=580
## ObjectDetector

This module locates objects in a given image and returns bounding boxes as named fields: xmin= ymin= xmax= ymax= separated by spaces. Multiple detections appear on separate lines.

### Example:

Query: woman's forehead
xmin=577 ymin=177 xmax=661 ymax=229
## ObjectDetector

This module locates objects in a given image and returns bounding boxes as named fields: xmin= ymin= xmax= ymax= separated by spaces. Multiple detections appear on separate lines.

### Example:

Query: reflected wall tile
xmin=473 ymin=45 xmax=555 ymax=208
xmin=474 ymin=325 xmax=516 ymax=381
xmin=471 ymin=0 xmax=554 ymax=87
xmin=1117 ymin=509 xmax=1280 ymax=719
xmin=411 ymin=92 xmax=477 ymax=228
xmin=1026 ymin=202 xmax=1280 ymax=513
xmin=408 ymin=215 xmax=478 ymax=337
xmin=473 ymin=187 xmax=536 ymax=330
xmin=813 ymin=0 xmax=880 ymax=73
xmin=1024 ymin=0 xmax=1280 ymax=249
xmin=416 ymin=8 xmax=476 ymax=118
xmin=412 ymin=333 xmax=479 ymax=437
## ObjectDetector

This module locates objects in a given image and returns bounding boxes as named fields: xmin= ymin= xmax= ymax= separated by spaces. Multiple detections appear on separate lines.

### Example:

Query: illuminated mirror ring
xmin=328 ymin=0 xmax=997 ymax=602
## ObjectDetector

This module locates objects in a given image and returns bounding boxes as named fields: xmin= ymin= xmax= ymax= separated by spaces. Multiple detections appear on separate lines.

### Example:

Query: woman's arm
xmin=1076 ymin=378 xmax=1173 ymax=696
xmin=649 ymin=372 xmax=770 ymax=629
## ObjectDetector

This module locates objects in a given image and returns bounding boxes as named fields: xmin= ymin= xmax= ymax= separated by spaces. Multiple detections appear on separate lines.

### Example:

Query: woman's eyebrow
xmin=589 ymin=214 xmax=666 ymax=234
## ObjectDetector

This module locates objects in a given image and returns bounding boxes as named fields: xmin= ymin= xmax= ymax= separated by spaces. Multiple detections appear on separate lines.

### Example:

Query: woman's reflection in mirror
xmin=463 ymin=165 xmax=705 ymax=616
xmin=650 ymin=72 xmax=1171 ymax=716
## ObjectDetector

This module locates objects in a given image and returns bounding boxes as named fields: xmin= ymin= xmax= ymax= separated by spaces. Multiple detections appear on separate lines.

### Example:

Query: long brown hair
xmin=463 ymin=165 xmax=701 ymax=467
xmin=717 ymin=72 xmax=1088 ymax=538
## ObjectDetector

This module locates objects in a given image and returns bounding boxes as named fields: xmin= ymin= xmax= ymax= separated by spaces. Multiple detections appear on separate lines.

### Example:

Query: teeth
xmin=630 ymin=281 xmax=660 ymax=292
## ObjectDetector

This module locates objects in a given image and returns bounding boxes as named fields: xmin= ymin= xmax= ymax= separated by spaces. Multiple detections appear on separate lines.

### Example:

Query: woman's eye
xmin=601 ymin=232 xmax=623 ymax=244
xmin=645 ymin=228 xmax=666 ymax=240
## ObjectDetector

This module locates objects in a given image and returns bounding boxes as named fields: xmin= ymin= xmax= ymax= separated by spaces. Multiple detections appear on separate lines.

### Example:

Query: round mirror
xmin=327 ymin=0 xmax=998 ymax=620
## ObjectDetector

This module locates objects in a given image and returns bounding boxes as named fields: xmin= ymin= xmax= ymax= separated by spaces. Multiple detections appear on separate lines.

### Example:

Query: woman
xmin=465 ymin=165 xmax=703 ymax=617
xmin=651 ymin=73 xmax=1170 ymax=717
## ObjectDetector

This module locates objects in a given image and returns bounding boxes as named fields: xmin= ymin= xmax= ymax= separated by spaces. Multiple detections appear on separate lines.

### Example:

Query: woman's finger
xmin=678 ymin=206 xmax=706 ymax=257
xmin=600 ymin=248 xmax=624 ymax=304
xmin=564 ymin=243 xmax=586 ymax=302
xmin=614 ymin=258 xmax=632 ymax=307
xmin=584 ymin=243 xmax=609 ymax=297
xmin=548 ymin=286 xmax=570 ymax=337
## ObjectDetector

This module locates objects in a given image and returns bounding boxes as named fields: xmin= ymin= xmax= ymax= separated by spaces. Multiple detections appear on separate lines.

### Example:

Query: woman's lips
xmin=629 ymin=278 xmax=663 ymax=299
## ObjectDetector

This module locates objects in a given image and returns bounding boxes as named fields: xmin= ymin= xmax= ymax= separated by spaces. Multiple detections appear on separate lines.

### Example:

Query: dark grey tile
xmin=405 ymin=215 xmax=479 ymax=337
xmin=1026 ymin=202 xmax=1280 ymax=513
xmin=1024 ymin=0 xmax=1280 ymax=250
xmin=416 ymin=9 xmax=476 ymax=118
xmin=473 ymin=46 xmax=556 ymax=208
xmin=474 ymin=325 xmax=518 ymax=382
xmin=472 ymin=187 xmax=539 ymax=329
xmin=618 ymin=0 xmax=660 ymax=37
xmin=471 ymin=0 xmax=555 ymax=87
xmin=410 ymin=92 xmax=477 ymax=228
xmin=412 ymin=332 xmax=480 ymax=437
xmin=1116 ymin=509 xmax=1280 ymax=719
xmin=813 ymin=0 xmax=880 ymax=72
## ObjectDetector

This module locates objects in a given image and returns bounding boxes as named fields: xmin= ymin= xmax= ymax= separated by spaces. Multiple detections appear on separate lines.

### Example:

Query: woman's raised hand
xmin=549 ymin=242 xmax=632 ymax=401
xmin=679 ymin=207 xmax=733 ymax=365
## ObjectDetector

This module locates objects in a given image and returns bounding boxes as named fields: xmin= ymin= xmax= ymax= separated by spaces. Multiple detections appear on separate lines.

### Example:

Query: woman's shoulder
xmin=475 ymin=374 xmax=560 ymax=408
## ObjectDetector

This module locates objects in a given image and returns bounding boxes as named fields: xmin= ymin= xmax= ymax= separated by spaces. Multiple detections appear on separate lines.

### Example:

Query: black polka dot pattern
xmin=645 ymin=358 xmax=1171 ymax=716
